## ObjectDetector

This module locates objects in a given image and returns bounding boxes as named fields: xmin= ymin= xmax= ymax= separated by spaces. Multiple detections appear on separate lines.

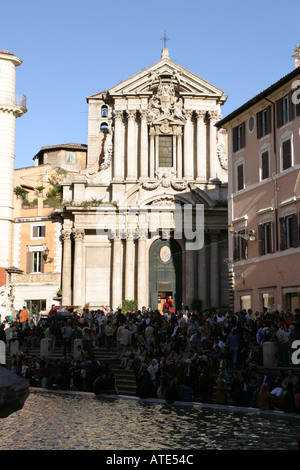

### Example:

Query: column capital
xmin=113 ymin=110 xmax=123 ymax=120
xmin=135 ymin=226 xmax=147 ymax=240
xmin=139 ymin=109 xmax=149 ymax=119
xmin=72 ymin=228 xmax=85 ymax=240
xmin=195 ymin=110 xmax=207 ymax=120
xmin=62 ymin=229 xmax=72 ymax=241
xmin=208 ymin=110 xmax=220 ymax=122
xmin=127 ymin=229 xmax=135 ymax=240
xmin=126 ymin=109 xmax=137 ymax=120
xmin=110 ymin=229 xmax=122 ymax=240
xmin=184 ymin=109 xmax=193 ymax=120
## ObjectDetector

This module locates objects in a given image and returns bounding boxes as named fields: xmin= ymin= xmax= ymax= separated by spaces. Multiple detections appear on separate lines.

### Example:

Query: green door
xmin=149 ymin=238 xmax=182 ymax=312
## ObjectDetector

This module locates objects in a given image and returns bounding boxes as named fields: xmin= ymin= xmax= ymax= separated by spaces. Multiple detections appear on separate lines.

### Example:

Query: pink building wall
xmin=217 ymin=58 xmax=300 ymax=313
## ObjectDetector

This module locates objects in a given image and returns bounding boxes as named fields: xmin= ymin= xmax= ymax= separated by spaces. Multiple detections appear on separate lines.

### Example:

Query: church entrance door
xmin=149 ymin=238 xmax=182 ymax=312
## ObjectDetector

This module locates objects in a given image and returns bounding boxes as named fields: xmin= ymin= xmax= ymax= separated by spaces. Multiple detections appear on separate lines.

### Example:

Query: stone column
xmin=149 ymin=129 xmax=155 ymax=179
xmin=198 ymin=236 xmax=207 ymax=310
xmin=183 ymin=110 xmax=194 ymax=180
xmin=73 ymin=228 xmax=85 ymax=307
xmin=126 ymin=110 xmax=136 ymax=181
xmin=185 ymin=244 xmax=195 ymax=309
xmin=62 ymin=229 xmax=72 ymax=306
xmin=176 ymin=128 xmax=183 ymax=179
xmin=195 ymin=110 xmax=207 ymax=181
xmin=113 ymin=110 xmax=123 ymax=181
xmin=173 ymin=134 xmax=177 ymax=170
xmin=210 ymin=231 xmax=219 ymax=308
xmin=112 ymin=231 xmax=122 ymax=310
xmin=137 ymin=229 xmax=147 ymax=309
xmin=139 ymin=110 xmax=148 ymax=180
xmin=125 ymin=230 xmax=135 ymax=300
xmin=208 ymin=111 xmax=220 ymax=180
xmin=155 ymin=135 xmax=159 ymax=172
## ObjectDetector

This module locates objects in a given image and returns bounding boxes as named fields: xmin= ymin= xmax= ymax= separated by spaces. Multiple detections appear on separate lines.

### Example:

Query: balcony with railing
xmin=0 ymin=92 xmax=27 ymax=114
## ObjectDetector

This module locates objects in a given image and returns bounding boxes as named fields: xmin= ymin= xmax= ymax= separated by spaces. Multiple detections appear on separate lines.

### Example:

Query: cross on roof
xmin=161 ymin=30 xmax=170 ymax=48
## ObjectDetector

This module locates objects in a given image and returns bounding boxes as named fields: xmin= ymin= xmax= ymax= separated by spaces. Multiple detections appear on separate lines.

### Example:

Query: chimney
xmin=292 ymin=45 xmax=300 ymax=68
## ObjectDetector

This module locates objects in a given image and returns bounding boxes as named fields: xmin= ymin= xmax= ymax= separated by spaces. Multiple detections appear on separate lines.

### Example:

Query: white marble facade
xmin=61 ymin=49 xmax=229 ymax=311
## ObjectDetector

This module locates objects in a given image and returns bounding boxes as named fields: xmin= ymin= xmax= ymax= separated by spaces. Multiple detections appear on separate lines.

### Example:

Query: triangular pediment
xmin=106 ymin=51 xmax=226 ymax=101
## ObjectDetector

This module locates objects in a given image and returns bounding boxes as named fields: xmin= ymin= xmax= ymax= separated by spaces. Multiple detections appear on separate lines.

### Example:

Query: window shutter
xmin=271 ymin=221 xmax=275 ymax=253
xmin=257 ymin=111 xmax=262 ymax=139
xmin=276 ymin=98 xmax=282 ymax=127
xmin=40 ymin=251 xmax=45 ymax=273
xmin=282 ymin=139 xmax=291 ymax=170
xmin=241 ymin=236 xmax=248 ymax=260
xmin=261 ymin=151 xmax=269 ymax=179
xmin=242 ymin=122 xmax=246 ymax=148
xmin=40 ymin=225 xmax=46 ymax=237
xmin=32 ymin=226 xmax=38 ymax=237
xmin=258 ymin=224 xmax=262 ymax=256
xmin=233 ymin=234 xmax=238 ymax=261
xmin=292 ymin=213 xmax=298 ymax=248
xmin=233 ymin=127 xmax=237 ymax=152
xmin=26 ymin=251 xmax=33 ymax=273
xmin=267 ymin=106 xmax=272 ymax=134
xmin=289 ymin=91 xmax=295 ymax=121
xmin=237 ymin=164 xmax=244 ymax=190
xmin=279 ymin=217 xmax=285 ymax=250
xmin=267 ymin=222 xmax=272 ymax=254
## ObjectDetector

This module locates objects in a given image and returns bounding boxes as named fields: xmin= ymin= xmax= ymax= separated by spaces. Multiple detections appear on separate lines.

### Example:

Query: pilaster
xmin=61 ymin=229 xmax=72 ymax=306
xmin=183 ymin=110 xmax=194 ymax=180
xmin=126 ymin=110 xmax=137 ymax=181
xmin=195 ymin=110 xmax=207 ymax=181
xmin=72 ymin=228 xmax=85 ymax=307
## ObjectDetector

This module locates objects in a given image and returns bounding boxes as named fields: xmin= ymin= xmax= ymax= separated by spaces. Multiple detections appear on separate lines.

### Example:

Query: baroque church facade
xmin=60 ymin=47 xmax=230 ymax=312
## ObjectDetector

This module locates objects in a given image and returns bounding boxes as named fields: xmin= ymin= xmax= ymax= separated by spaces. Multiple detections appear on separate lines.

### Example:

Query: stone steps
xmin=6 ymin=344 xmax=138 ymax=396
xmin=7 ymin=344 xmax=299 ymax=403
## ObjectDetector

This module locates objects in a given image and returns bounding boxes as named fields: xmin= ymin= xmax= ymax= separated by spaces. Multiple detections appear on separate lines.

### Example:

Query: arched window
xmin=100 ymin=122 xmax=108 ymax=133
xmin=101 ymin=105 xmax=108 ymax=118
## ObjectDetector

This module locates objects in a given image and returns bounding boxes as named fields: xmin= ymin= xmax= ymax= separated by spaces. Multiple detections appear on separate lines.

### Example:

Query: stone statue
xmin=100 ymin=121 xmax=113 ymax=170
xmin=0 ymin=284 xmax=15 ymax=319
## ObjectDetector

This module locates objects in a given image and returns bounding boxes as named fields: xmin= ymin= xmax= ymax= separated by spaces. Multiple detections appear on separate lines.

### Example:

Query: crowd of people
xmin=1 ymin=303 xmax=300 ymax=413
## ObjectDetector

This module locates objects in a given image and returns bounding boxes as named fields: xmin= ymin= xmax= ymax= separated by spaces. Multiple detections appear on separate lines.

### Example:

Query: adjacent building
xmin=0 ymin=50 xmax=27 ymax=286
xmin=216 ymin=46 xmax=300 ymax=313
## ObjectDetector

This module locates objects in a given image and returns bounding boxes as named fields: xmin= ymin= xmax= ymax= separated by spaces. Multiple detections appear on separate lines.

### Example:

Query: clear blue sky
xmin=1 ymin=0 xmax=299 ymax=169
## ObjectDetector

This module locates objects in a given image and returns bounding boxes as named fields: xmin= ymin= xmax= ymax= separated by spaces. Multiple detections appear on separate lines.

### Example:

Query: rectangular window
xmin=259 ymin=222 xmax=273 ymax=255
xmin=257 ymin=106 xmax=271 ymax=138
xmin=239 ymin=294 xmax=251 ymax=311
xmin=236 ymin=163 xmax=244 ymax=191
xmin=261 ymin=151 xmax=269 ymax=180
xmin=233 ymin=122 xmax=246 ymax=151
xmin=159 ymin=136 xmax=173 ymax=167
xmin=32 ymin=225 xmax=45 ymax=238
xmin=261 ymin=292 xmax=275 ymax=312
xmin=282 ymin=139 xmax=292 ymax=170
xmin=279 ymin=214 xmax=298 ymax=250
xmin=66 ymin=151 xmax=76 ymax=164
xmin=33 ymin=252 xmax=42 ymax=273
xmin=282 ymin=96 xmax=290 ymax=125
xmin=234 ymin=230 xmax=248 ymax=261
xmin=26 ymin=249 xmax=45 ymax=273
xmin=277 ymin=93 xmax=294 ymax=127
xmin=285 ymin=216 xmax=294 ymax=249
